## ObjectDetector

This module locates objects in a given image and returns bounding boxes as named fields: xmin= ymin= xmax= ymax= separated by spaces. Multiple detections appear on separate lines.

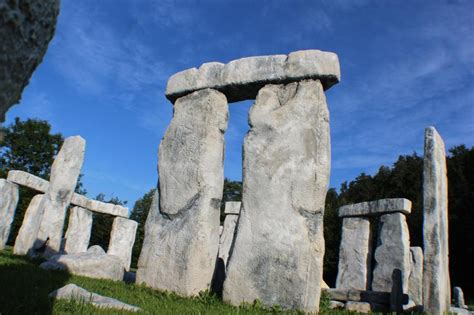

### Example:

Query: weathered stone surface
xmin=36 ymin=136 xmax=86 ymax=257
xmin=450 ymin=307 xmax=472 ymax=315
xmin=338 ymin=198 xmax=411 ymax=218
xmin=13 ymin=194 xmax=43 ymax=255
xmin=223 ymin=80 xmax=330 ymax=313
xmin=336 ymin=217 xmax=371 ymax=290
xmin=107 ymin=217 xmax=138 ymax=271
xmin=423 ymin=126 xmax=451 ymax=315
xmin=218 ymin=203 xmax=241 ymax=267
xmin=224 ymin=201 xmax=241 ymax=215
xmin=87 ymin=245 xmax=105 ymax=255
xmin=372 ymin=213 xmax=410 ymax=293
xmin=323 ymin=288 xmax=409 ymax=305
xmin=136 ymin=190 xmax=159 ymax=283
xmin=49 ymin=284 xmax=141 ymax=312
xmin=0 ymin=179 xmax=19 ymax=249
xmin=40 ymin=251 xmax=124 ymax=281
xmin=0 ymin=0 xmax=60 ymax=122
xmin=345 ymin=301 xmax=371 ymax=313
xmin=64 ymin=207 xmax=92 ymax=254
xmin=7 ymin=170 xmax=49 ymax=192
xmin=329 ymin=300 xmax=345 ymax=309
xmin=166 ymin=50 xmax=340 ymax=103
xmin=7 ymin=170 xmax=129 ymax=217
xmin=453 ymin=287 xmax=468 ymax=309
xmin=408 ymin=247 xmax=423 ymax=306
xmin=137 ymin=89 xmax=228 ymax=296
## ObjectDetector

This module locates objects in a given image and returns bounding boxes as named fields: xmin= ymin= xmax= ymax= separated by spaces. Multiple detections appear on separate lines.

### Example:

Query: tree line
xmin=1 ymin=118 xmax=472 ymax=298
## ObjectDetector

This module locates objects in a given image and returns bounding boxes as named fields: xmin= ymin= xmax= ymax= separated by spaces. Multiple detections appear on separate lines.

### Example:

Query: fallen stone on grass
xmin=329 ymin=300 xmax=345 ymax=309
xmin=40 ymin=246 xmax=124 ymax=281
xmin=49 ymin=283 xmax=141 ymax=312
xmin=345 ymin=301 xmax=371 ymax=313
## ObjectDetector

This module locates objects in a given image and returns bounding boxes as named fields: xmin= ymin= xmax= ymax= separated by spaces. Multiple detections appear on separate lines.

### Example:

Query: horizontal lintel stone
xmin=165 ymin=49 xmax=340 ymax=103
xmin=338 ymin=198 xmax=411 ymax=218
xmin=6 ymin=170 xmax=129 ymax=217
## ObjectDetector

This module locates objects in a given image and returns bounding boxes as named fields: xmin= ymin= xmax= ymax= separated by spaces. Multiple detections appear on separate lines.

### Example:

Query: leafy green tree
xmin=130 ymin=188 xmax=156 ymax=268
xmin=1 ymin=118 xmax=65 ymax=244
xmin=220 ymin=178 xmax=242 ymax=222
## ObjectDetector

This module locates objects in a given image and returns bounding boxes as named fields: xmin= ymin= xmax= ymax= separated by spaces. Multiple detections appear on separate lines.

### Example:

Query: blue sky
xmin=5 ymin=0 xmax=473 ymax=209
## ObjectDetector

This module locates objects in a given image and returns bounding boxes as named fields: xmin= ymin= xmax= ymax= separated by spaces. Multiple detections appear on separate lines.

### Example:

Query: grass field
xmin=0 ymin=247 xmax=347 ymax=314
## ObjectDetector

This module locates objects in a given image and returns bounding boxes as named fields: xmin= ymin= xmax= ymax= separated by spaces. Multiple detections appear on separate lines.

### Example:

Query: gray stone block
xmin=137 ymin=89 xmax=227 ymax=297
xmin=0 ymin=179 xmax=19 ymax=249
xmin=223 ymin=80 xmax=330 ymax=313
xmin=107 ymin=217 xmax=138 ymax=271
xmin=338 ymin=198 xmax=412 ymax=218
xmin=64 ymin=207 xmax=92 ymax=254
xmin=166 ymin=50 xmax=340 ymax=103
xmin=372 ymin=213 xmax=411 ymax=293
xmin=336 ymin=217 xmax=372 ymax=290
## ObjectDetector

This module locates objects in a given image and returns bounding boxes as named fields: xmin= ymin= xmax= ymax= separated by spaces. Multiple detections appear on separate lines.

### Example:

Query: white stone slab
xmin=107 ymin=217 xmax=138 ymax=271
xmin=64 ymin=207 xmax=92 ymax=254
xmin=338 ymin=198 xmax=412 ymax=218
xmin=166 ymin=49 xmax=340 ymax=103
xmin=0 ymin=179 xmax=19 ymax=249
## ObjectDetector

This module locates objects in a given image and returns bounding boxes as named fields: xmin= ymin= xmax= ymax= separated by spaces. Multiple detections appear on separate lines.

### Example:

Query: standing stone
xmin=36 ymin=136 xmax=86 ymax=257
xmin=223 ymin=80 xmax=330 ymax=313
xmin=453 ymin=287 xmax=467 ymax=309
xmin=136 ymin=189 xmax=159 ymax=283
xmin=107 ymin=217 xmax=138 ymax=272
xmin=137 ymin=89 xmax=228 ymax=296
xmin=336 ymin=217 xmax=372 ymax=290
xmin=0 ymin=179 xmax=19 ymax=249
xmin=408 ymin=247 xmax=423 ymax=307
xmin=423 ymin=126 xmax=450 ymax=314
xmin=64 ymin=207 xmax=92 ymax=254
xmin=0 ymin=0 xmax=60 ymax=122
xmin=13 ymin=194 xmax=43 ymax=255
xmin=218 ymin=202 xmax=241 ymax=267
xmin=372 ymin=213 xmax=411 ymax=293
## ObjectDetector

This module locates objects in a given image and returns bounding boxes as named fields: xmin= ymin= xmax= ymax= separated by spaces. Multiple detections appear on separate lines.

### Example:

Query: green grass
xmin=0 ymin=247 xmax=352 ymax=314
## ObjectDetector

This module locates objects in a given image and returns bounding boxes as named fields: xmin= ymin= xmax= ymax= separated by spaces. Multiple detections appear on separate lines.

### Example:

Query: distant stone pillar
xmin=218 ymin=201 xmax=241 ymax=268
xmin=408 ymin=247 xmax=423 ymax=307
xmin=36 ymin=136 xmax=86 ymax=257
xmin=223 ymin=80 xmax=330 ymax=313
xmin=13 ymin=194 xmax=44 ymax=255
xmin=336 ymin=217 xmax=372 ymax=290
xmin=372 ymin=212 xmax=411 ymax=293
xmin=137 ymin=89 xmax=228 ymax=296
xmin=453 ymin=287 xmax=467 ymax=309
xmin=422 ymin=126 xmax=450 ymax=314
xmin=107 ymin=217 xmax=138 ymax=272
xmin=0 ymin=179 xmax=19 ymax=250
xmin=64 ymin=207 xmax=93 ymax=254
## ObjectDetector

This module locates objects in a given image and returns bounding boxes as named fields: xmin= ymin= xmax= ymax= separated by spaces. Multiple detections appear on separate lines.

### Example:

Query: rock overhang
xmin=165 ymin=49 xmax=340 ymax=104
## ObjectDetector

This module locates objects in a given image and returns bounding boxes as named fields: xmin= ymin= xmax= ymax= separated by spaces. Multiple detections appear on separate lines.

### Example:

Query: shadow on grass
xmin=0 ymin=248 xmax=70 ymax=315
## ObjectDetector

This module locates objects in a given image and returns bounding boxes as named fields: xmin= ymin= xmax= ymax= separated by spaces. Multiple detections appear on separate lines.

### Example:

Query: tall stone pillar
xmin=422 ymin=126 xmax=450 ymax=314
xmin=107 ymin=217 xmax=138 ymax=271
xmin=137 ymin=89 xmax=228 ymax=296
xmin=372 ymin=212 xmax=411 ymax=293
xmin=0 ymin=179 xmax=19 ymax=250
xmin=336 ymin=217 xmax=372 ymax=290
xmin=36 ymin=136 xmax=86 ymax=257
xmin=223 ymin=80 xmax=330 ymax=313
xmin=64 ymin=207 xmax=93 ymax=254
xmin=13 ymin=194 xmax=44 ymax=255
